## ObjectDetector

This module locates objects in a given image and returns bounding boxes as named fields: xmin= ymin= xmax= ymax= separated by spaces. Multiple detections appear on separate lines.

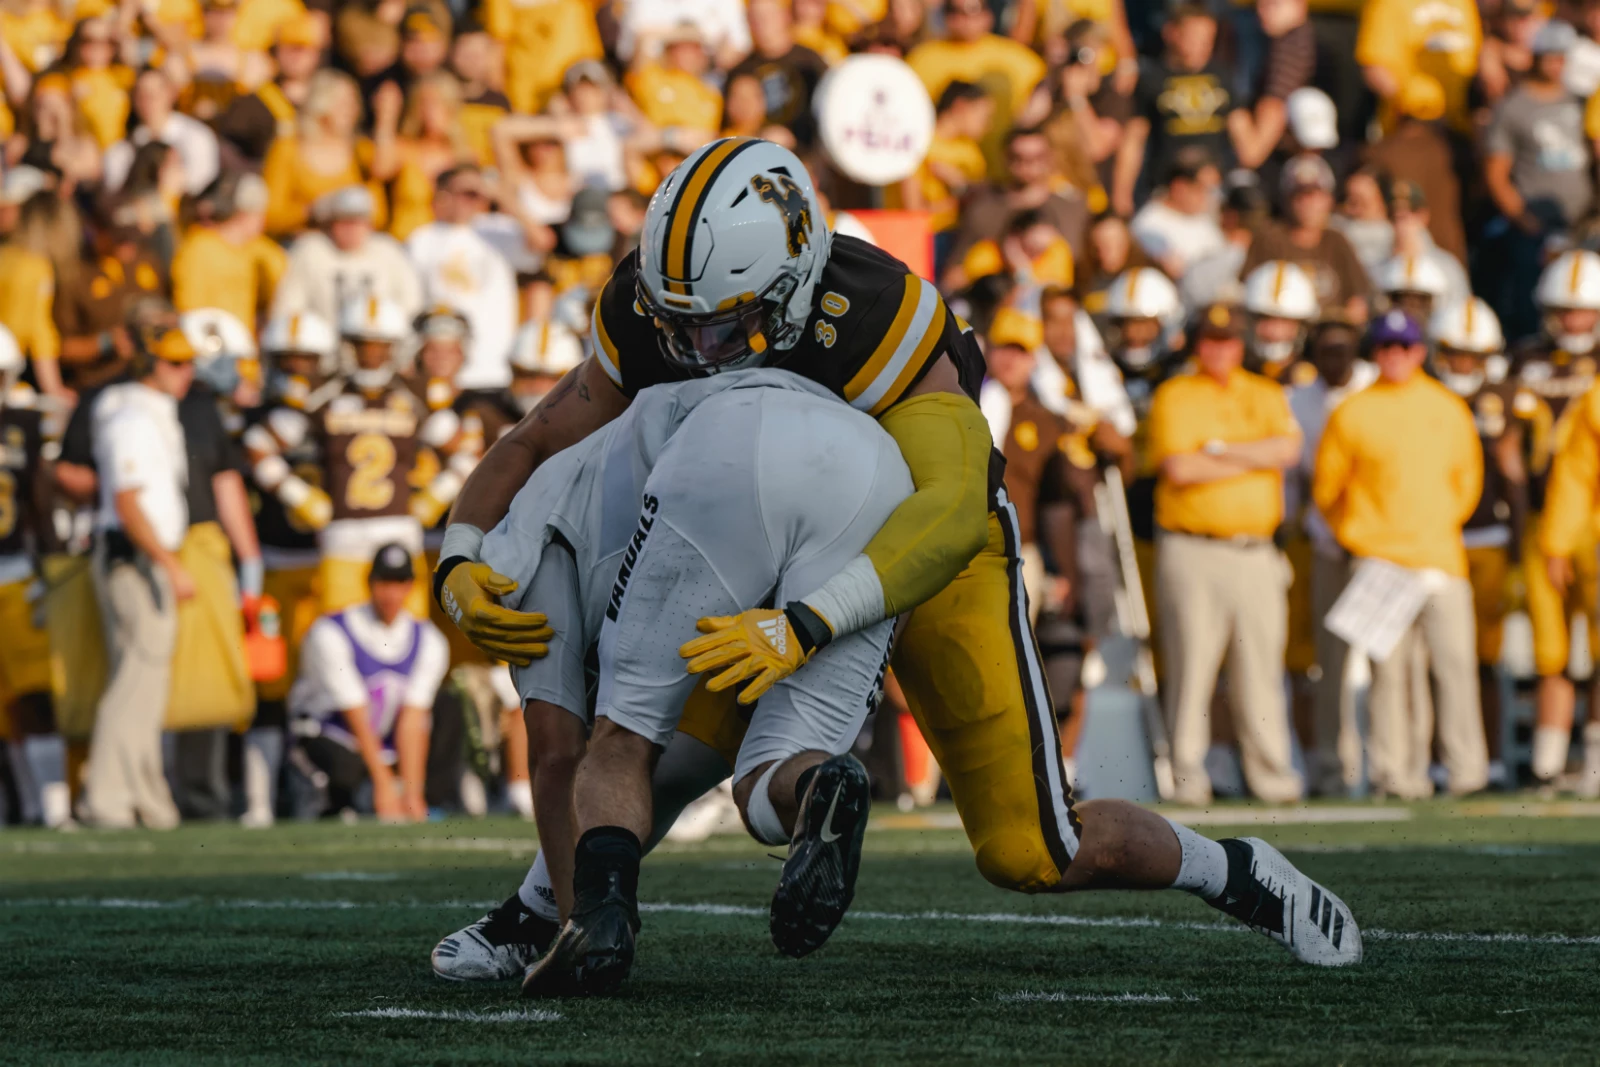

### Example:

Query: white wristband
xmin=797 ymin=555 xmax=887 ymax=640
xmin=278 ymin=475 xmax=311 ymax=508
xmin=441 ymin=523 xmax=486 ymax=563
xmin=252 ymin=452 xmax=290 ymax=491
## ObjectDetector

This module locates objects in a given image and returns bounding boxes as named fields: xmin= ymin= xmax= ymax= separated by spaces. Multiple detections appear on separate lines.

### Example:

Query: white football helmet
xmin=1244 ymin=261 xmax=1319 ymax=321
xmin=1538 ymin=250 xmax=1600 ymax=353
xmin=338 ymin=295 xmax=410 ymax=343
xmin=179 ymin=308 xmax=255 ymax=395
xmin=1432 ymin=297 xmax=1504 ymax=355
xmin=261 ymin=311 xmax=339 ymax=364
xmin=1376 ymin=254 xmax=1450 ymax=299
xmin=636 ymin=137 xmax=831 ymax=373
xmin=510 ymin=319 xmax=584 ymax=377
xmin=1105 ymin=267 xmax=1180 ymax=370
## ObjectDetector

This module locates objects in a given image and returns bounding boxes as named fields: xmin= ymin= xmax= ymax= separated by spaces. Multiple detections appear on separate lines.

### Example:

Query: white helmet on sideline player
xmin=1104 ymin=267 xmax=1180 ymax=371
xmin=636 ymin=137 xmax=831 ymax=374
xmin=511 ymin=319 xmax=584 ymax=377
xmin=1538 ymin=249 xmax=1600 ymax=354
xmin=1243 ymin=261 xmax=1319 ymax=369
xmin=180 ymin=307 xmax=255 ymax=396
xmin=338 ymin=295 xmax=409 ymax=389
xmin=1432 ymin=297 xmax=1504 ymax=355
xmin=261 ymin=311 xmax=339 ymax=364
xmin=1432 ymin=297 xmax=1508 ymax=395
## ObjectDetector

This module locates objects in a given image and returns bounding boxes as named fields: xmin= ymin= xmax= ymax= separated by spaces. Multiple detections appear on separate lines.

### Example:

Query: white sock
xmin=506 ymin=779 xmax=533 ymax=818
xmin=5 ymin=742 xmax=40 ymax=824
xmin=518 ymin=850 xmax=561 ymax=922
xmin=1165 ymin=817 xmax=1228 ymax=900
xmin=1533 ymin=726 xmax=1570 ymax=781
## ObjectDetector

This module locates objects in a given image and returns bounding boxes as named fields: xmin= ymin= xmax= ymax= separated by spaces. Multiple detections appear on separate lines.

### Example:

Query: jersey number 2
xmin=345 ymin=433 xmax=397 ymax=511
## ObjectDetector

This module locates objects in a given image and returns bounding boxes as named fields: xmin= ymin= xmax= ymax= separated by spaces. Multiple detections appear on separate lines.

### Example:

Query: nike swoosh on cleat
xmin=819 ymin=783 xmax=845 ymax=843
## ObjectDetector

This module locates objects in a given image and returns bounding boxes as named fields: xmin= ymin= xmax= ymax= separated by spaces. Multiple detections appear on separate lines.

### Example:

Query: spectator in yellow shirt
xmin=1146 ymin=302 xmax=1303 ymax=806
xmin=61 ymin=16 xmax=135 ymax=150
xmin=450 ymin=24 xmax=510 ymax=168
xmin=1 ymin=0 xmax=68 ymax=73
xmin=1356 ymin=0 xmax=1481 ymax=132
xmin=371 ymin=71 xmax=475 ymax=241
xmin=483 ymin=0 xmax=602 ymax=115
xmin=172 ymin=172 xmax=285 ymax=332
xmin=889 ymin=80 xmax=991 ymax=258
xmin=625 ymin=23 xmax=723 ymax=136
xmin=0 ymin=187 xmax=64 ymax=398
xmin=907 ymin=0 xmax=1047 ymax=176
xmin=262 ymin=68 xmax=385 ymax=238
xmin=1313 ymin=310 xmax=1487 ymax=797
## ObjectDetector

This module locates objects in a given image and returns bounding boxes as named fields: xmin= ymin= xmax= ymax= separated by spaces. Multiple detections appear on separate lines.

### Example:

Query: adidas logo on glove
xmin=758 ymin=616 xmax=788 ymax=655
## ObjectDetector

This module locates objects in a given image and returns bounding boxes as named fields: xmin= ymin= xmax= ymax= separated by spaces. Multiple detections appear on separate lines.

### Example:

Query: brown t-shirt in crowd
xmin=726 ymin=45 xmax=828 ymax=146
xmin=1364 ymin=121 xmax=1469 ymax=266
xmin=1243 ymin=222 xmax=1372 ymax=316
xmin=54 ymin=251 xmax=169 ymax=390
xmin=217 ymin=80 xmax=301 ymax=164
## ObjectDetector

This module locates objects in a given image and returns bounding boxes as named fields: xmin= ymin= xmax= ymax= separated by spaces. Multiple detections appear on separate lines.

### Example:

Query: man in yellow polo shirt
xmin=1314 ymin=310 xmax=1488 ymax=798
xmin=1147 ymin=302 xmax=1303 ymax=806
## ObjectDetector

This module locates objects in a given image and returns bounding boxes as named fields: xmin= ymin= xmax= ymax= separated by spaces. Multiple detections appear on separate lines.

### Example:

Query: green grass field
xmin=5 ymin=801 xmax=1600 ymax=1066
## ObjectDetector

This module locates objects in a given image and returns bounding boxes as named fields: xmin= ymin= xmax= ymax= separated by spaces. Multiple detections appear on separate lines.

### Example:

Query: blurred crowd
xmin=6 ymin=0 xmax=1600 ymax=828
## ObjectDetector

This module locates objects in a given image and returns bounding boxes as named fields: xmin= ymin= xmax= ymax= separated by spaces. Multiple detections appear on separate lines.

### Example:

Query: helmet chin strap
xmin=1557 ymin=333 xmax=1597 ymax=355
xmin=1438 ymin=367 xmax=1483 ymax=396
xmin=351 ymin=365 xmax=395 ymax=390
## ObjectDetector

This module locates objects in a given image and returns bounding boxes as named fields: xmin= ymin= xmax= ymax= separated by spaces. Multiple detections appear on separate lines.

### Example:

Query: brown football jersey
xmin=316 ymin=381 xmax=423 ymax=522
xmin=0 ymin=390 xmax=44 ymax=558
xmin=1512 ymin=340 xmax=1598 ymax=511
xmin=1447 ymin=374 xmax=1524 ymax=537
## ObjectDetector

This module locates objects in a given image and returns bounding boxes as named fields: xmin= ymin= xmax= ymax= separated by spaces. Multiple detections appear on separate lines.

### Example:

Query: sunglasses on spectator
xmin=948 ymin=2 xmax=986 ymax=15
xmin=450 ymin=186 xmax=487 ymax=201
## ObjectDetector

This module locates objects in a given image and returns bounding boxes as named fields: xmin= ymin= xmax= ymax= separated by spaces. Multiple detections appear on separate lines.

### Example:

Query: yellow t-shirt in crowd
xmin=885 ymin=133 xmax=986 ymax=233
xmin=960 ymin=235 xmax=1074 ymax=287
xmin=0 ymin=7 xmax=68 ymax=72
xmin=232 ymin=0 xmax=307 ymax=52
xmin=1540 ymin=382 xmax=1600 ymax=559
xmin=794 ymin=23 xmax=848 ymax=65
xmin=459 ymin=91 xmax=510 ymax=167
xmin=1313 ymin=373 xmax=1482 ymax=577
xmin=387 ymin=152 xmax=439 ymax=243
xmin=171 ymin=226 xmax=287 ymax=330
xmin=906 ymin=35 xmax=1047 ymax=176
xmin=1355 ymin=0 xmax=1481 ymax=132
xmin=261 ymin=135 xmax=386 ymax=238
xmin=626 ymin=64 xmax=723 ymax=133
xmin=1147 ymin=366 xmax=1299 ymax=539
xmin=824 ymin=0 xmax=886 ymax=41
xmin=483 ymin=0 xmax=603 ymax=115
xmin=0 ymin=245 xmax=57 ymax=362
xmin=73 ymin=66 xmax=136 ymax=150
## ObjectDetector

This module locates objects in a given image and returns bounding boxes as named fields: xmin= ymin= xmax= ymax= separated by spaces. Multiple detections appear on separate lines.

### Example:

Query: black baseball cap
xmin=370 ymin=543 xmax=415 ymax=583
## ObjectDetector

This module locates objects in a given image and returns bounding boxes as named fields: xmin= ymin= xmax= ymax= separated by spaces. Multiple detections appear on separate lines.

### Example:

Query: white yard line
xmin=10 ymin=896 xmax=1600 ymax=947
xmin=997 ymin=992 xmax=1192 ymax=1003
xmin=334 ymin=1008 xmax=561 ymax=1023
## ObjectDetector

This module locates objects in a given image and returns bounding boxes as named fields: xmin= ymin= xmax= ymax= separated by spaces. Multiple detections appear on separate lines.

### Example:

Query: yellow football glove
xmin=410 ymin=487 xmax=450 ymax=528
xmin=679 ymin=607 xmax=830 ymax=705
xmin=438 ymin=561 xmax=553 ymax=666
xmin=289 ymin=487 xmax=333 ymax=531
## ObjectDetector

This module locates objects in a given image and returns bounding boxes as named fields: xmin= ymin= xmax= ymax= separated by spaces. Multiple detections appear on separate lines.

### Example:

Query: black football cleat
xmin=769 ymin=753 xmax=871 ymax=959
xmin=521 ymin=875 xmax=639 ymax=998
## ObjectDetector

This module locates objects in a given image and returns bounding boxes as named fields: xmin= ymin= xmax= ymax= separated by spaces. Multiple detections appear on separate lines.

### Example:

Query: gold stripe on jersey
xmin=663 ymin=137 xmax=753 ymax=294
xmin=845 ymin=275 xmax=945 ymax=415
xmin=591 ymin=299 xmax=622 ymax=385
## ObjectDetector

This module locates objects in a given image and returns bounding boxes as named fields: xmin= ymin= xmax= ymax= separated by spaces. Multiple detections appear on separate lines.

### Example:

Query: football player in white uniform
xmin=431 ymin=369 xmax=907 ymax=989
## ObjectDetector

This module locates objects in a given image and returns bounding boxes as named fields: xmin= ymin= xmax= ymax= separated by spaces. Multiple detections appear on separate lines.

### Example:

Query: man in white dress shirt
xmin=289 ymin=544 xmax=449 ymax=820
xmin=83 ymin=329 xmax=198 ymax=829
xmin=407 ymin=166 xmax=518 ymax=391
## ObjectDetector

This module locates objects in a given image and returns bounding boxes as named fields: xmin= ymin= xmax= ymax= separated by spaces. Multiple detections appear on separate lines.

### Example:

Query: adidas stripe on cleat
xmin=1212 ymin=837 xmax=1363 ymax=967
xmin=432 ymin=894 xmax=559 ymax=982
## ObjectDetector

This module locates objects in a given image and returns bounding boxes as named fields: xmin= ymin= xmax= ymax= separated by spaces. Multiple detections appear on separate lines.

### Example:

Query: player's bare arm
xmin=436 ymin=355 xmax=628 ymax=664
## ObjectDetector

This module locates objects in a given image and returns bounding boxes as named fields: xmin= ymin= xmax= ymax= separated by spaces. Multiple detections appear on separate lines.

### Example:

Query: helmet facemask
xmin=640 ymin=271 xmax=799 ymax=374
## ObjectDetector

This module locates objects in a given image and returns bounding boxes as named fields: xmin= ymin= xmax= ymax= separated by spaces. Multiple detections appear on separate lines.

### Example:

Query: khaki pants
xmin=1310 ymin=550 xmax=1362 ymax=794
xmin=1368 ymin=576 xmax=1488 ymax=798
xmin=84 ymin=549 xmax=180 ymax=829
xmin=1156 ymin=533 xmax=1302 ymax=804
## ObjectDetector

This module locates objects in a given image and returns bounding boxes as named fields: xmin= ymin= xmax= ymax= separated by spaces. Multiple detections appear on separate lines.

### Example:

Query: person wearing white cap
xmin=271 ymin=184 xmax=424 ymax=329
xmin=1243 ymin=152 xmax=1372 ymax=324
xmin=1227 ymin=0 xmax=1321 ymax=169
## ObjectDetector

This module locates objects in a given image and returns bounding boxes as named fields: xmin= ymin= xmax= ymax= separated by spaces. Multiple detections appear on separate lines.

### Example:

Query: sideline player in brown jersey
xmin=1432 ymin=297 xmax=1525 ymax=785
xmin=428 ymin=140 xmax=1360 ymax=995
xmin=1513 ymin=251 xmax=1600 ymax=785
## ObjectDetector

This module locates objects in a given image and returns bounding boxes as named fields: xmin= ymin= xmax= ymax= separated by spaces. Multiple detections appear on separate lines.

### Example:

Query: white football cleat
xmin=1226 ymin=838 xmax=1363 ymax=967
xmin=431 ymin=894 xmax=557 ymax=982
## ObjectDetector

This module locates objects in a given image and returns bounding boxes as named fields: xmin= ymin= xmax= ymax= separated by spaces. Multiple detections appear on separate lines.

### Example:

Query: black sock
xmin=572 ymin=826 xmax=642 ymax=925
xmin=1209 ymin=838 xmax=1285 ymax=934
xmin=793 ymin=765 xmax=820 ymax=808
xmin=508 ymin=894 xmax=561 ymax=952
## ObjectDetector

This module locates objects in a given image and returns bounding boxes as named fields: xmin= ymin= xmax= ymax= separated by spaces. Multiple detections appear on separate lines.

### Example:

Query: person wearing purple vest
xmin=289 ymin=543 xmax=449 ymax=820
